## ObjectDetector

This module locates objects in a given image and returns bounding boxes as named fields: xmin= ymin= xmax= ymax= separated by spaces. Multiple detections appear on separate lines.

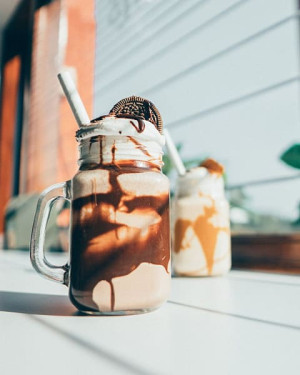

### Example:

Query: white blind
xmin=94 ymin=0 xmax=300 ymax=220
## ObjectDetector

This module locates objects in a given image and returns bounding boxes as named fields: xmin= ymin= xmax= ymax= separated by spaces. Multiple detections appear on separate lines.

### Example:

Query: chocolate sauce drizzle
xmin=91 ymin=114 xmax=148 ymax=133
xmin=129 ymin=120 xmax=145 ymax=133
xmin=70 ymin=166 xmax=169 ymax=312
xmin=111 ymin=142 xmax=116 ymax=164
xmin=108 ymin=280 xmax=115 ymax=312
xmin=128 ymin=136 xmax=151 ymax=158
xmin=70 ymin=138 xmax=169 ymax=313
xmin=86 ymin=134 xmax=160 ymax=171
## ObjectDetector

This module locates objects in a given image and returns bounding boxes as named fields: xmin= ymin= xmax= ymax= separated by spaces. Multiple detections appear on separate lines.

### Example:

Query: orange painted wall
xmin=0 ymin=0 xmax=95 ymax=232
xmin=24 ymin=0 xmax=95 ymax=190
xmin=57 ymin=0 xmax=95 ymax=182
xmin=0 ymin=56 xmax=21 ymax=232
xmin=25 ymin=1 xmax=61 ymax=192
xmin=58 ymin=0 xmax=96 ymax=181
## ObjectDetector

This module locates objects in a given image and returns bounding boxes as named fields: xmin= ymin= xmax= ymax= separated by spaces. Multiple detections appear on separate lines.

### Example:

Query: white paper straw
xmin=57 ymin=72 xmax=90 ymax=126
xmin=164 ymin=128 xmax=186 ymax=176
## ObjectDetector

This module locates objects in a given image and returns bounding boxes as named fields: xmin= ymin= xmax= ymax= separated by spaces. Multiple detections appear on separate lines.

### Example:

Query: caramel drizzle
xmin=174 ymin=195 xmax=229 ymax=274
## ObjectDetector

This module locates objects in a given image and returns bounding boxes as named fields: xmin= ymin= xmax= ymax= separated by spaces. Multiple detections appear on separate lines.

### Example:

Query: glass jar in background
xmin=172 ymin=159 xmax=231 ymax=276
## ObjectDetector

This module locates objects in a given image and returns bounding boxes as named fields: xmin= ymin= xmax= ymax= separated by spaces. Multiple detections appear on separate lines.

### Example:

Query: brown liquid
xmin=70 ymin=165 xmax=170 ymax=312
xmin=174 ymin=195 xmax=228 ymax=274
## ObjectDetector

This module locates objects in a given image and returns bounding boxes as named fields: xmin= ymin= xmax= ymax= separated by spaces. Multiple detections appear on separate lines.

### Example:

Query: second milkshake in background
xmin=172 ymin=159 xmax=231 ymax=276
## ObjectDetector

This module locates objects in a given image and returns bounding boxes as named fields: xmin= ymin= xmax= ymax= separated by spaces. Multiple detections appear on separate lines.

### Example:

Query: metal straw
xmin=164 ymin=128 xmax=186 ymax=176
xmin=57 ymin=71 xmax=90 ymax=126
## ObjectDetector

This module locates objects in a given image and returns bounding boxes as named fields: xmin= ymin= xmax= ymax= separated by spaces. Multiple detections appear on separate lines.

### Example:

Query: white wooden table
xmin=1 ymin=250 xmax=300 ymax=375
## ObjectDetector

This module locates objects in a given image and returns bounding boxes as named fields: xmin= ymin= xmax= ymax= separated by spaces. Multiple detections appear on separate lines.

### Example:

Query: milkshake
xmin=172 ymin=159 xmax=231 ymax=276
xmin=69 ymin=97 xmax=171 ymax=313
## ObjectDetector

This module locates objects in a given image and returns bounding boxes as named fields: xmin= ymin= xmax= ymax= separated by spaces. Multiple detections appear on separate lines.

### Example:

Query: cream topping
xmin=77 ymin=117 xmax=165 ymax=167
xmin=176 ymin=166 xmax=225 ymax=198
xmin=76 ymin=116 xmax=165 ymax=146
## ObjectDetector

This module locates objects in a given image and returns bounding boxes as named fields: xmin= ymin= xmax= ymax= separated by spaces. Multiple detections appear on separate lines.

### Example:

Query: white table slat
xmin=0 ymin=313 xmax=133 ymax=375
xmin=1 ymin=251 xmax=300 ymax=375
xmin=170 ymin=275 xmax=300 ymax=328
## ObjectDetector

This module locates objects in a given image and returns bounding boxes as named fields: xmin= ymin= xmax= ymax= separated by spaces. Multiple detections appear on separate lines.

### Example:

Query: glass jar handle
xmin=30 ymin=181 xmax=71 ymax=285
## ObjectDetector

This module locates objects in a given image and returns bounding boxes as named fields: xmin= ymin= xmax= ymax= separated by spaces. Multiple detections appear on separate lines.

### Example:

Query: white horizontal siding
xmin=94 ymin=0 xmax=186 ymax=86
xmin=97 ymin=0 xmax=186 ymax=61
xmin=94 ymin=0 xmax=300 ymax=219
xmin=143 ymin=19 xmax=299 ymax=124
xmin=95 ymin=0 xmax=298 ymax=111
xmin=243 ymin=178 xmax=300 ymax=221
xmin=170 ymin=81 xmax=300 ymax=219
xmin=169 ymin=81 xmax=300 ymax=178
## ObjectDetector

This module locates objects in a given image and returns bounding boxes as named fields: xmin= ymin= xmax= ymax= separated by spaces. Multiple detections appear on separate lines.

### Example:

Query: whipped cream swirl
xmin=77 ymin=116 xmax=165 ymax=168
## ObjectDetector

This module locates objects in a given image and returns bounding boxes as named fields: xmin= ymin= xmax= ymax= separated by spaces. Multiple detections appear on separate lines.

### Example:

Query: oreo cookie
xmin=109 ymin=96 xmax=163 ymax=134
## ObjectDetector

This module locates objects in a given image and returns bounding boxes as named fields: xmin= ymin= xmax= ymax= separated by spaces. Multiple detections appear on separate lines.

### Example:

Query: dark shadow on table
xmin=0 ymin=292 xmax=150 ymax=373
xmin=0 ymin=291 xmax=78 ymax=316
